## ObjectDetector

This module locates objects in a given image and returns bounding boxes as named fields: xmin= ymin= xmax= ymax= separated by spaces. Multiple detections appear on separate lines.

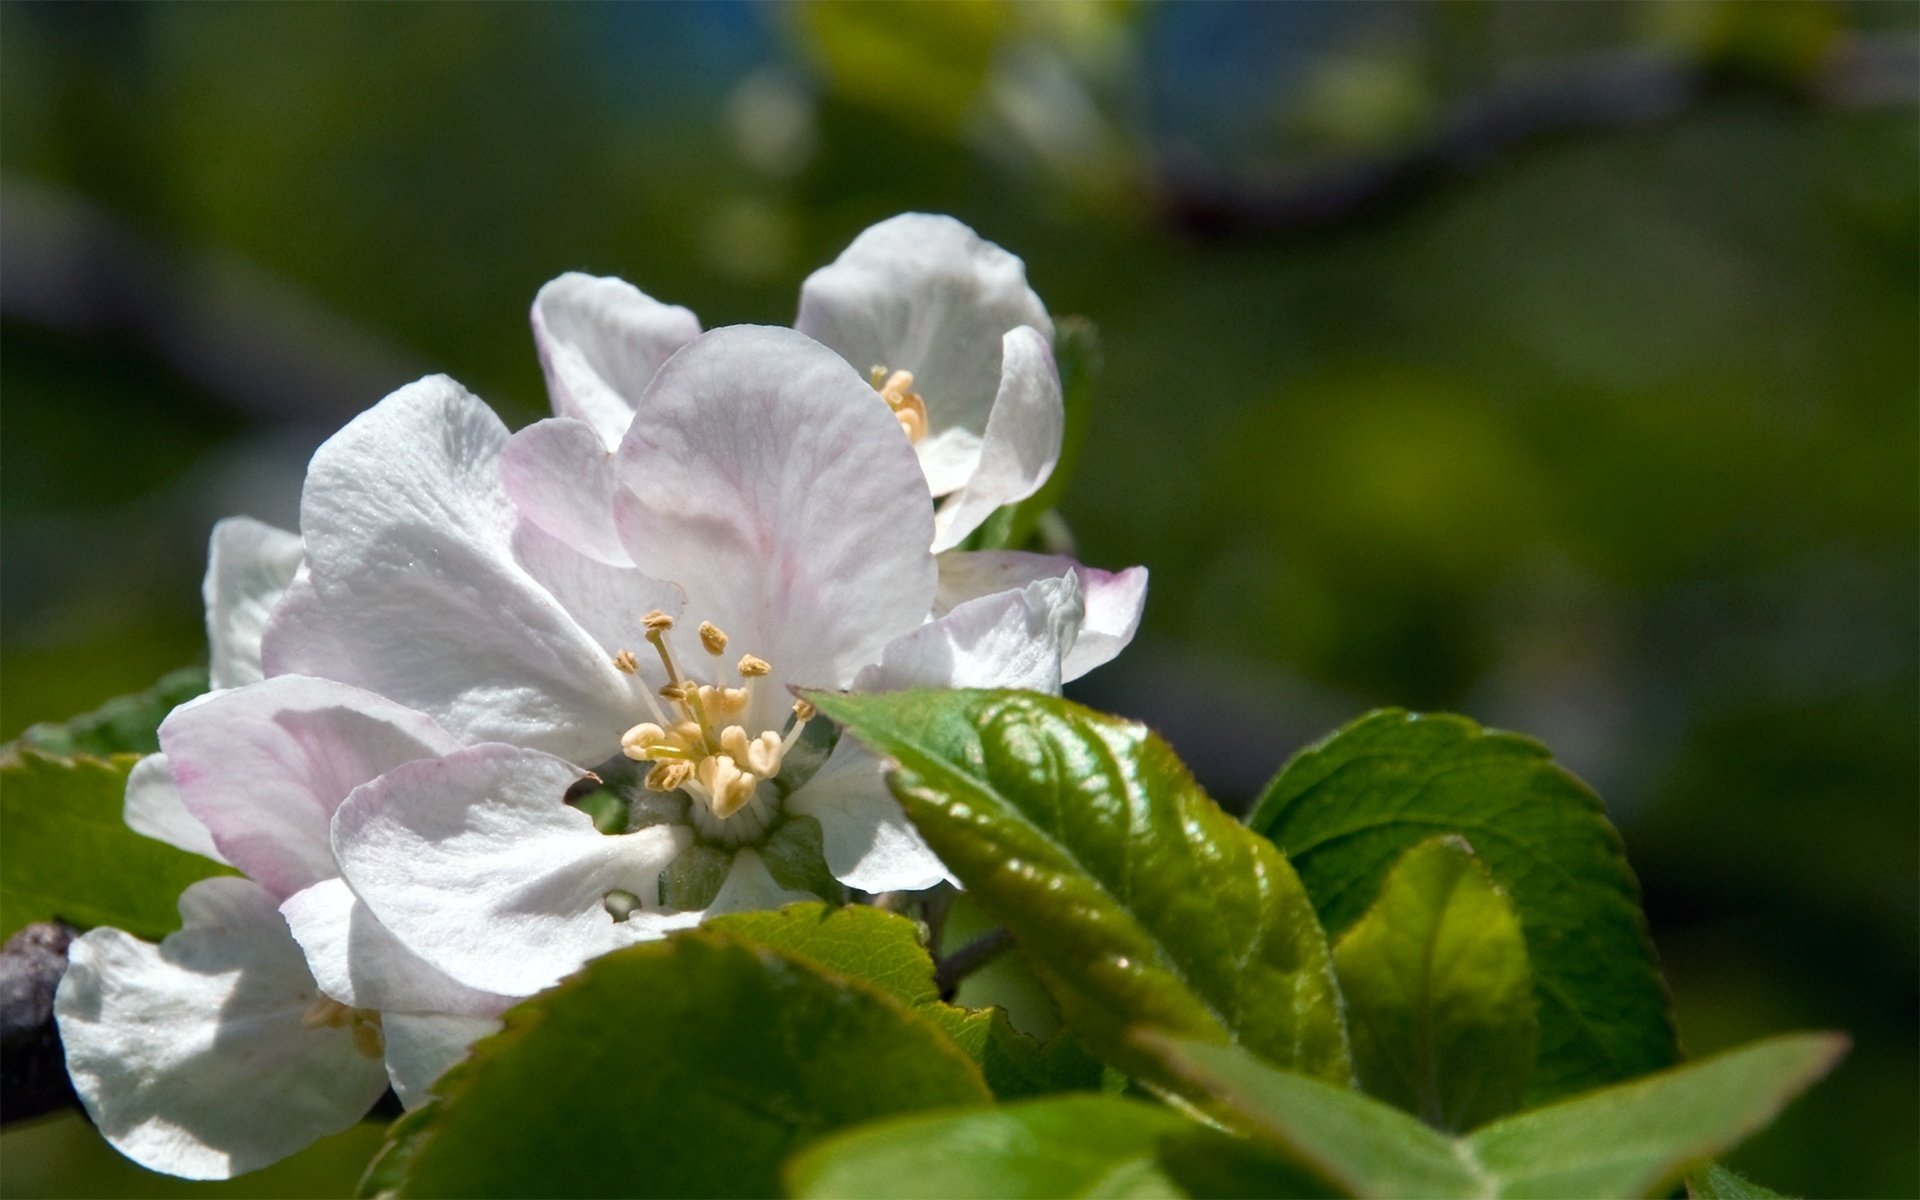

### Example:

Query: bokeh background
xmin=2 ymin=2 xmax=1914 ymax=1195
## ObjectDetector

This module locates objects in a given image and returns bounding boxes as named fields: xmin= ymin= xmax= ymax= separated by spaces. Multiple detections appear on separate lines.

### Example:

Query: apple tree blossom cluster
xmin=51 ymin=214 xmax=1146 ymax=1179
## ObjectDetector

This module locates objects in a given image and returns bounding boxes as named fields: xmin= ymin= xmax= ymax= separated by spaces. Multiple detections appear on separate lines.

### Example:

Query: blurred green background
xmin=1 ymin=2 xmax=1913 ymax=1195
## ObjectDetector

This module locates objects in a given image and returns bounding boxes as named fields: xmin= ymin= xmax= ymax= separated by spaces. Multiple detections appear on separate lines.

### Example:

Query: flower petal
xmin=509 ymin=520 xmax=684 ymax=661
xmin=785 ymin=742 xmax=951 ymax=893
xmin=929 ymin=327 xmax=1064 ymax=551
xmin=123 ymin=753 xmax=229 ymax=865
xmin=936 ymin=551 xmax=1148 ymax=682
xmin=54 ymin=877 xmax=390 ymax=1180
xmin=203 ymin=517 xmax=303 ymax=690
xmin=611 ymin=326 xmax=935 ymax=725
xmin=796 ymin=213 xmax=1053 ymax=473
xmin=160 ymin=676 xmax=460 ymax=901
xmin=332 ymin=744 xmax=692 ymax=997
xmin=280 ymin=878 xmax=510 ymax=1018
xmin=382 ymin=1013 xmax=503 ymax=1111
xmin=532 ymin=273 xmax=701 ymax=449
xmin=862 ymin=573 xmax=1084 ymax=695
xmin=500 ymin=416 xmax=632 ymax=565
xmin=260 ymin=375 xmax=641 ymax=763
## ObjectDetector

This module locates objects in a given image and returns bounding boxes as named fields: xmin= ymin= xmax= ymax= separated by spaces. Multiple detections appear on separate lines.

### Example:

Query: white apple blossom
xmin=56 ymin=675 xmax=514 ymax=1179
xmin=510 ymin=213 xmax=1065 ymax=555
xmin=255 ymin=323 xmax=1128 ymax=1001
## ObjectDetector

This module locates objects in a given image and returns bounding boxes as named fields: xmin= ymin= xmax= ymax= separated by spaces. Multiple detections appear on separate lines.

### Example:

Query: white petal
xmin=280 ymin=878 xmax=510 ymax=1017
xmin=796 ymin=213 xmax=1052 ymax=460
xmin=382 ymin=1013 xmax=503 ymax=1111
xmin=861 ymin=573 xmax=1084 ymax=695
xmin=332 ymin=744 xmax=693 ymax=997
xmin=915 ymin=426 xmax=986 ymax=497
xmin=936 ymin=551 xmax=1148 ymax=682
xmin=509 ymin=520 xmax=685 ymax=660
xmin=160 ymin=676 xmax=460 ymax=901
xmin=123 ymin=754 xmax=228 ymax=866
xmin=203 ymin=517 xmax=302 ymax=691
xmin=611 ymin=326 xmax=935 ymax=726
xmin=54 ymin=877 xmax=390 ymax=1180
xmin=500 ymin=417 xmax=632 ymax=565
xmin=930 ymin=327 xmax=1064 ymax=551
xmin=786 ymin=743 xmax=950 ymax=893
xmin=532 ymin=273 xmax=701 ymax=449
xmin=260 ymin=375 xmax=639 ymax=763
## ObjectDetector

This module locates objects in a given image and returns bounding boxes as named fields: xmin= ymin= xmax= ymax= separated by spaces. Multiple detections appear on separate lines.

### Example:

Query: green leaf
xmin=1332 ymin=835 xmax=1536 ymax=1130
xmin=1140 ymin=1031 xmax=1847 ymax=1199
xmin=1688 ymin=1162 xmax=1789 ymax=1199
xmin=785 ymin=1095 xmax=1191 ymax=1199
xmin=14 ymin=667 xmax=207 ymax=758
xmin=0 ymin=749 xmax=231 ymax=941
xmin=709 ymin=902 xmax=1102 ymax=1098
xmin=808 ymin=688 xmax=1350 ymax=1091
xmin=364 ymin=931 xmax=990 ymax=1198
xmin=1249 ymin=709 xmax=1675 ymax=1102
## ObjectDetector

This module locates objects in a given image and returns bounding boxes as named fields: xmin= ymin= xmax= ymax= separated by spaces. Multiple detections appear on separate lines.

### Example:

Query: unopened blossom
xmin=57 ymin=676 xmax=514 ymax=1179
xmin=261 ymin=324 xmax=1121 ymax=1000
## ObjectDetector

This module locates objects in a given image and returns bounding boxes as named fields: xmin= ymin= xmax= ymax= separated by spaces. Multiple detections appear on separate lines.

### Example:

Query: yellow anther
xmin=621 ymin=722 xmax=671 ymax=760
xmin=645 ymin=760 xmax=693 ymax=792
xmin=660 ymin=682 xmax=689 ymax=702
xmin=792 ymin=698 xmax=817 ymax=722
xmin=642 ymin=609 xmax=675 ymax=635
xmin=697 ymin=755 xmax=758 ymax=818
xmin=612 ymin=649 xmax=639 ymax=674
xmin=874 ymin=367 xmax=929 ymax=444
xmin=744 ymin=730 xmax=784 ymax=777
xmin=351 ymin=1015 xmax=385 ymax=1060
xmin=698 ymin=621 xmax=729 ymax=656
xmin=719 ymin=725 xmax=752 ymax=762
xmin=738 ymin=654 xmax=772 ymax=678
xmin=700 ymin=684 xmax=749 ymax=717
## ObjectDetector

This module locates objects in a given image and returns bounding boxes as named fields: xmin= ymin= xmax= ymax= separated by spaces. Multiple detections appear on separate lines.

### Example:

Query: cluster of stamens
xmin=616 ymin=611 xmax=814 ymax=825
xmin=302 ymin=996 xmax=383 ymax=1059
xmin=870 ymin=366 xmax=928 ymax=443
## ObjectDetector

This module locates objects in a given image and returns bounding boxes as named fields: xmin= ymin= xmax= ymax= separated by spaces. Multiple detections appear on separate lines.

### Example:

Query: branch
xmin=1158 ymin=33 xmax=1919 ymax=240
xmin=0 ymin=922 xmax=78 ymax=1124
xmin=934 ymin=927 xmax=1013 ymax=1002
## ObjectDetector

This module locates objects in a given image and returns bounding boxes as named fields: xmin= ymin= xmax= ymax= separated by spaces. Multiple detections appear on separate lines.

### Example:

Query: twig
xmin=935 ymin=927 xmax=1013 ymax=1002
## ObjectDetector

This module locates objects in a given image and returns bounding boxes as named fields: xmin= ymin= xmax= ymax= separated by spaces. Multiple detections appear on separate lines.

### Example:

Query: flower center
xmin=870 ymin=365 xmax=928 ymax=443
xmin=301 ymin=996 xmax=384 ymax=1060
xmin=616 ymin=611 xmax=814 ymax=846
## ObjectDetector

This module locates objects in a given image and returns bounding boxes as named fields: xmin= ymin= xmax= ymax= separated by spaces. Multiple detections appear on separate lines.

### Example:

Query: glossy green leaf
xmin=0 ymin=749 xmax=231 ymax=941
xmin=1141 ymin=1031 xmax=1846 ymax=1199
xmin=364 ymin=932 xmax=989 ymax=1198
xmin=1250 ymin=709 xmax=1674 ymax=1102
xmin=808 ymin=688 xmax=1350 ymax=1091
xmin=1333 ymin=835 xmax=1536 ymax=1130
xmin=1687 ymin=1162 xmax=1788 ymax=1199
xmin=786 ymin=1095 xmax=1190 ymax=1199
xmin=14 ymin=667 xmax=207 ymax=758
xmin=710 ymin=901 xmax=1103 ymax=1098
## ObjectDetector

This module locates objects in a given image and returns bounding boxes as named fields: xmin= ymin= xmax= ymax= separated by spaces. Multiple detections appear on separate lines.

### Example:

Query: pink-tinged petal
xmin=332 ymin=744 xmax=693 ymax=997
xmin=860 ymin=573 xmax=1083 ymax=695
xmin=203 ymin=517 xmax=302 ymax=690
xmin=796 ymin=213 xmax=1052 ymax=456
xmin=280 ymin=878 xmax=511 ymax=1018
xmin=260 ymin=375 xmax=639 ymax=763
xmin=532 ymin=273 xmax=701 ymax=449
xmin=785 ymin=742 xmax=951 ymax=893
xmin=54 ymin=877 xmax=390 ymax=1180
xmin=930 ymin=327 xmax=1064 ymax=551
xmin=159 ymin=676 xmax=460 ymax=901
xmin=611 ymin=326 xmax=935 ymax=725
xmin=383 ymin=1013 xmax=503 ymax=1111
xmin=123 ymin=754 xmax=228 ymax=866
xmin=500 ymin=417 xmax=632 ymax=565
xmin=509 ymin=520 xmax=685 ymax=661
xmin=937 ymin=551 xmax=1148 ymax=682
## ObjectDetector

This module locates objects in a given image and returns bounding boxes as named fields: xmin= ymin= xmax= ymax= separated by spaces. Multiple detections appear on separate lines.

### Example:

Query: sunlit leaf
xmin=809 ymin=688 xmax=1350 ymax=1092
xmin=0 ymin=749 xmax=230 ymax=941
xmin=1333 ymin=835 xmax=1536 ymax=1130
xmin=1250 ymin=709 xmax=1674 ymax=1102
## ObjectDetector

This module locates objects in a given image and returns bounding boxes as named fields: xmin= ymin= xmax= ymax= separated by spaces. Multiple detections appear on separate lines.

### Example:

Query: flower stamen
xmin=870 ymin=365 xmax=928 ymax=443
